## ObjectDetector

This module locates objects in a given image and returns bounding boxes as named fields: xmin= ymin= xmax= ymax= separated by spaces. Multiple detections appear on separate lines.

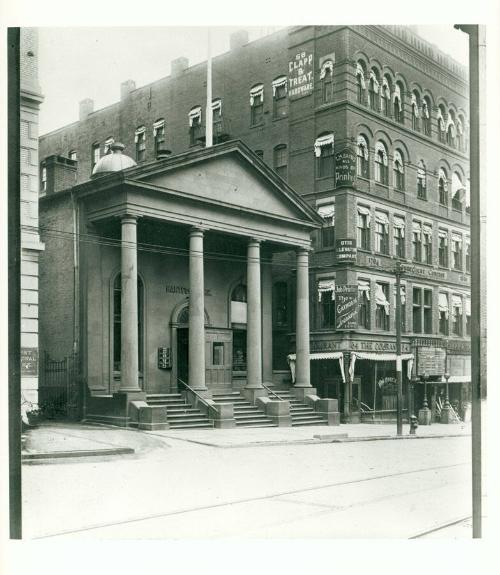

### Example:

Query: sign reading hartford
xmin=288 ymin=50 xmax=314 ymax=99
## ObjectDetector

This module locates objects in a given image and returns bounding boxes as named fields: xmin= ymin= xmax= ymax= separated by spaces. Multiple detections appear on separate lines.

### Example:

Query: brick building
xmin=39 ymin=25 xmax=471 ymax=425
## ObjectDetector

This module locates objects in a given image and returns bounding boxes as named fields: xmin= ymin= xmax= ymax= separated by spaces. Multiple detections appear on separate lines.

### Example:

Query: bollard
xmin=409 ymin=414 xmax=418 ymax=435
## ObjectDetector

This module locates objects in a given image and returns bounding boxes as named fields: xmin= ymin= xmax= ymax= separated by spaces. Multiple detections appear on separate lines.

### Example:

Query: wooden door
xmin=205 ymin=329 xmax=232 ymax=388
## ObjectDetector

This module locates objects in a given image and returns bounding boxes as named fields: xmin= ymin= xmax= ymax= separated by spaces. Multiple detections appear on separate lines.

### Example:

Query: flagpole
xmin=205 ymin=28 xmax=213 ymax=148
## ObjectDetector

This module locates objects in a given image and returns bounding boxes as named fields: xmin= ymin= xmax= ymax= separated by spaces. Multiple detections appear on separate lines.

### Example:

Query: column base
xmin=418 ymin=407 xmax=432 ymax=425
xmin=291 ymin=387 xmax=317 ymax=402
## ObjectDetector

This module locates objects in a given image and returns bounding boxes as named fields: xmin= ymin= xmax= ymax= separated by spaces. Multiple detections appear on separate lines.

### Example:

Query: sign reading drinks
xmin=336 ymin=238 xmax=357 ymax=263
xmin=288 ymin=50 xmax=314 ymax=100
xmin=335 ymin=284 xmax=358 ymax=330
xmin=335 ymin=147 xmax=356 ymax=187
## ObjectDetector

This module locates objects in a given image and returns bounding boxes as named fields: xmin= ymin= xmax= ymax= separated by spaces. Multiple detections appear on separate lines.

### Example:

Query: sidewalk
xmin=22 ymin=419 xmax=471 ymax=461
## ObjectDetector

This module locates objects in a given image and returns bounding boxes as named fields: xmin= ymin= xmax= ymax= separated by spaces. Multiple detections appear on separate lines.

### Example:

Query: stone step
xmin=169 ymin=422 xmax=214 ymax=429
xmin=292 ymin=420 xmax=326 ymax=427
xmin=236 ymin=421 xmax=277 ymax=428
xmin=167 ymin=412 xmax=205 ymax=420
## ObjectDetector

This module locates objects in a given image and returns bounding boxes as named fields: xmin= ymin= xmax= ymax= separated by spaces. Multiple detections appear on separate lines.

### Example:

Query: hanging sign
xmin=288 ymin=50 xmax=314 ymax=100
xmin=336 ymin=238 xmax=357 ymax=263
xmin=335 ymin=284 xmax=358 ymax=330
xmin=335 ymin=147 xmax=356 ymax=187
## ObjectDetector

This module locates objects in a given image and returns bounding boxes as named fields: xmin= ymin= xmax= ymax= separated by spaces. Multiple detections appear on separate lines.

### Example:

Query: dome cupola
xmin=91 ymin=142 xmax=136 ymax=177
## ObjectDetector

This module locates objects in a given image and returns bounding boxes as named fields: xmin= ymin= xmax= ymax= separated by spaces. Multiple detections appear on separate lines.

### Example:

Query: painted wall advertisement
xmin=335 ymin=147 xmax=356 ymax=187
xmin=336 ymin=238 xmax=357 ymax=263
xmin=288 ymin=50 xmax=314 ymax=100
xmin=335 ymin=284 xmax=358 ymax=330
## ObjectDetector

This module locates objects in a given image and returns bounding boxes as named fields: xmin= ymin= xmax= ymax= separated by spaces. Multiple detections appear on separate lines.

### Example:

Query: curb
xmin=22 ymin=446 xmax=134 ymax=462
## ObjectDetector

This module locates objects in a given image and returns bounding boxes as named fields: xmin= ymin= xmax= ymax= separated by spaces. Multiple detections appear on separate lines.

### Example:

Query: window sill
xmin=272 ymin=115 xmax=288 ymax=122
xmin=316 ymin=175 xmax=335 ymax=181
xmin=249 ymin=123 xmax=265 ymax=129
xmin=417 ymin=196 xmax=428 ymax=201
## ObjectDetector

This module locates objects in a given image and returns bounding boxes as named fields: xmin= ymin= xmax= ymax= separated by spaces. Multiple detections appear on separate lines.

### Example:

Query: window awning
xmin=393 ymin=216 xmax=405 ymax=237
xmin=439 ymin=230 xmax=448 ymax=245
xmin=375 ymin=284 xmax=390 ymax=315
xmin=356 ymin=63 xmax=366 ymax=89
xmin=250 ymin=84 xmax=264 ymax=105
xmin=153 ymin=118 xmax=165 ymax=136
xmin=134 ymin=126 xmax=146 ymax=142
xmin=211 ymin=98 xmax=222 ymax=115
xmin=357 ymin=205 xmax=371 ymax=226
xmin=188 ymin=106 xmax=202 ymax=126
xmin=358 ymin=279 xmax=371 ymax=300
xmin=452 ymin=233 xmax=463 ymax=244
xmin=423 ymin=224 xmax=433 ymax=237
xmin=375 ymin=211 xmax=389 ymax=231
xmin=349 ymin=352 xmax=414 ymax=381
xmin=319 ymin=60 xmax=333 ymax=80
xmin=317 ymin=204 xmax=335 ymax=223
xmin=314 ymin=133 xmax=334 ymax=158
xmin=452 ymin=295 xmax=463 ymax=313
xmin=357 ymin=135 xmax=369 ymax=159
xmin=439 ymin=293 xmax=449 ymax=318
xmin=287 ymin=352 xmax=345 ymax=383
xmin=272 ymin=76 xmax=287 ymax=96
xmin=412 ymin=221 xmax=422 ymax=236
xmin=318 ymin=278 xmax=336 ymax=301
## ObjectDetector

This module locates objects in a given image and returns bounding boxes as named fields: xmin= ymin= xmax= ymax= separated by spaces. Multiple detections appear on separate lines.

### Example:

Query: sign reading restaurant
xmin=335 ymin=284 xmax=358 ymax=330
xmin=288 ymin=50 xmax=314 ymax=99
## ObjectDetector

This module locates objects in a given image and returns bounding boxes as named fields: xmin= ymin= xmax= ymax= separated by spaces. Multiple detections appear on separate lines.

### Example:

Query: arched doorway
xmin=176 ymin=306 xmax=190 ymax=387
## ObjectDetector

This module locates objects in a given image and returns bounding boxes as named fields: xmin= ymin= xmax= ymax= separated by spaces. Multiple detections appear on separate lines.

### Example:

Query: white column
xmin=120 ymin=214 xmax=140 ymax=391
xmin=245 ymin=239 xmax=263 ymax=389
xmin=261 ymin=257 xmax=273 ymax=385
xmin=294 ymin=248 xmax=311 ymax=388
xmin=188 ymin=227 xmax=207 ymax=390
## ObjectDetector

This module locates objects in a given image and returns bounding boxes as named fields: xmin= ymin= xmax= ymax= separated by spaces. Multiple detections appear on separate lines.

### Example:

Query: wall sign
xmin=21 ymin=348 xmax=38 ymax=376
xmin=400 ymin=264 xmax=447 ymax=281
xmin=335 ymin=147 xmax=356 ymax=187
xmin=166 ymin=285 xmax=212 ymax=296
xmin=335 ymin=238 xmax=357 ymax=264
xmin=417 ymin=347 xmax=446 ymax=376
xmin=288 ymin=50 xmax=314 ymax=100
xmin=335 ymin=284 xmax=358 ymax=330
xmin=157 ymin=347 xmax=172 ymax=369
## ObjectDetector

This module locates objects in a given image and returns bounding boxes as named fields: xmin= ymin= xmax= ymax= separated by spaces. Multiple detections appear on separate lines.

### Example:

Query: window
xmin=381 ymin=77 xmax=391 ymax=117
xmin=69 ymin=150 xmax=77 ymax=161
xmin=273 ymin=144 xmax=288 ymax=180
xmin=368 ymin=70 xmax=379 ymax=111
xmin=317 ymin=204 xmax=335 ymax=248
xmin=411 ymin=92 xmax=420 ymax=131
xmin=412 ymin=221 xmax=422 ymax=262
xmin=113 ymin=274 xmax=144 ymax=372
xmin=465 ymin=237 xmax=471 ymax=273
xmin=356 ymin=135 xmax=369 ymax=178
xmin=358 ymin=280 xmax=370 ymax=329
xmin=375 ymin=283 xmax=390 ymax=330
xmin=272 ymin=77 xmax=288 ymax=118
xmin=314 ymin=133 xmax=334 ymax=178
xmin=439 ymin=293 xmax=449 ymax=335
xmin=357 ymin=206 xmax=371 ymax=250
xmin=374 ymin=142 xmax=388 ymax=185
xmin=446 ymin=110 xmax=457 ymax=148
xmin=393 ymin=216 xmax=405 ymax=258
xmin=393 ymin=150 xmax=405 ymax=191
xmin=135 ymin=127 xmax=146 ymax=162
xmin=417 ymin=160 xmax=426 ymax=199
xmin=452 ymin=172 xmax=464 ymax=211
xmin=230 ymin=284 xmax=247 ymax=324
xmin=465 ymin=298 xmax=471 ymax=336
xmin=413 ymin=287 xmax=432 ymax=334
xmin=452 ymin=295 xmax=463 ymax=336
xmin=211 ymin=99 xmax=223 ymax=143
xmin=189 ymin=106 xmax=202 ymax=145
xmin=393 ymin=83 xmax=403 ymax=123
xmin=41 ymin=165 xmax=47 ymax=193
xmin=457 ymin=115 xmax=466 ymax=151
xmin=438 ymin=168 xmax=448 ymax=206
xmin=250 ymin=84 xmax=264 ymax=126
xmin=213 ymin=342 xmax=224 ymax=366
xmin=318 ymin=279 xmax=336 ymax=328
xmin=153 ymin=119 xmax=165 ymax=155
xmin=320 ymin=61 xmax=334 ymax=104
xmin=437 ymin=107 xmax=446 ymax=143
xmin=422 ymin=98 xmax=431 ymax=135
xmin=452 ymin=233 xmax=463 ymax=270
xmin=423 ymin=224 xmax=433 ymax=265
xmin=273 ymin=281 xmax=288 ymax=326
xmin=438 ymin=230 xmax=449 ymax=267
xmin=356 ymin=62 xmax=366 ymax=104
xmin=91 ymin=142 xmax=100 ymax=170
xmin=375 ymin=212 xmax=389 ymax=254
xmin=104 ymin=137 xmax=114 ymax=155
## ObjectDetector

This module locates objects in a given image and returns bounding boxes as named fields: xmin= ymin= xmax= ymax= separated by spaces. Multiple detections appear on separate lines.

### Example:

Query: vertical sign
xmin=335 ymin=147 xmax=356 ymax=187
xmin=335 ymin=284 xmax=358 ymax=330
xmin=288 ymin=50 xmax=314 ymax=100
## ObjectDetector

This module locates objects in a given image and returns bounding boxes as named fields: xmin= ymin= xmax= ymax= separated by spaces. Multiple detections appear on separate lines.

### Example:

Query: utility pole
xmin=395 ymin=260 xmax=403 ymax=436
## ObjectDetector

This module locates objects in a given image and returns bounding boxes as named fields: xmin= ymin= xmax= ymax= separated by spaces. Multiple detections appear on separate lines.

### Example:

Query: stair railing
xmin=177 ymin=378 xmax=215 ymax=427
xmin=262 ymin=383 xmax=284 ymax=401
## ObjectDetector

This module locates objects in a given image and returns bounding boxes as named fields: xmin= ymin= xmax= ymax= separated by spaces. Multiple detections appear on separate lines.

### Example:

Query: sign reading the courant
xmin=335 ymin=147 xmax=356 ymax=187
xmin=288 ymin=50 xmax=314 ymax=100
xmin=335 ymin=284 xmax=358 ymax=330
xmin=336 ymin=238 xmax=357 ymax=264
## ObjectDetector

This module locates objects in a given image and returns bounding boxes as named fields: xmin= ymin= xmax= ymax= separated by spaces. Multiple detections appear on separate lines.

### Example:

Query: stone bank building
xmin=38 ymin=25 xmax=471 ymax=427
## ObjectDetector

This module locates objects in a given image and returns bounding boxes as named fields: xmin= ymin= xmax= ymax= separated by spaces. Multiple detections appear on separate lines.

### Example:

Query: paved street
xmin=22 ymin=424 xmax=472 ymax=539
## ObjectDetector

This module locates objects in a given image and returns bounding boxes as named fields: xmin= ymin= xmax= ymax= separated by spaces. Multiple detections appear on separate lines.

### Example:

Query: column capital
xmin=120 ymin=213 xmax=140 ymax=225
xmin=189 ymin=226 xmax=207 ymax=237
xmin=248 ymin=237 xmax=262 ymax=246
xmin=296 ymin=245 xmax=313 ymax=255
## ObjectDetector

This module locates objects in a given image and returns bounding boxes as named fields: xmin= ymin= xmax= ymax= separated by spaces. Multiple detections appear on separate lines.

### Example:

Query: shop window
xmin=439 ymin=293 xmax=449 ymax=335
xmin=212 ymin=342 xmax=224 ymax=366
xmin=356 ymin=135 xmax=369 ymax=178
xmin=438 ymin=168 xmax=448 ymax=206
xmin=422 ymin=97 xmax=431 ymax=136
xmin=452 ymin=295 xmax=463 ymax=336
xmin=374 ymin=142 xmax=388 ymax=185
xmin=375 ymin=283 xmax=390 ymax=331
xmin=357 ymin=206 xmax=371 ymax=250
xmin=438 ymin=230 xmax=449 ymax=267
xmin=423 ymin=225 xmax=433 ymax=265
xmin=273 ymin=281 xmax=288 ymax=327
xmin=91 ymin=142 xmax=100 ymax=171
xmin=393 ymin=150 xmax=405 ymax=191
xmin=314 ymin=133 xmax=334 ymax=178
xmin=273 ymin=144 xmax=288 ymax=180
xmin=135 ymin=127 xmax=146 ymax=162
xmin=375 ymin=212 xmax=389 ymax=255
xmin=452 ymin=234 xmax=463 ymax=271
xmin=320 ymin=61 xmax=334 ymax=104
xmin=358 ymin=280 xmax=370 ymax=329
xmin=412 ymin=221 xmax=422 ymax=262
xmin=393 ymin=216 xmax=405 ymax=258
xmin=113 ymin=274 xmax=144 ymax=372
xmin=153 ymin=119 xmax=165 ymax=155
xmin=250 ymin=84 xmax=264 ymax=126
xmin=417 ymin=160 xmax=426 ymax=199
xmin=272 ymin=77 xmax=288 ymax=119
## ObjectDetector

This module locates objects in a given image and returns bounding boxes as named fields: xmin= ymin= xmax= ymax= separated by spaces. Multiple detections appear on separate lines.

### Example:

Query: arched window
xmin=273 ymin=144 xmax=288 ymax=180
xmin=422 ymin=97 xmax=431 ymax=135
xmin=417 ymin=160 xmax=426 ymax=199
xmin=446 ymin=110 xmax=457 ymax=148
xmin=374 ymin=141 xmax=388 ymax=185
xmin=368 ymin=69 xmax=380 ymax=111
xmin=411 ymin=92 xmax=420 ymax=131
xmin=393 ymin=149 xmax=405 ymax=191
xmin=381 ymin=76 xmax=391 ymax=117
xmin=113 ymin=274 xmax=144 ymax=372
xmin=320 ymin=60 xmax=334 ymax=103
xmin=356 ymin=135 xmax=369 ymax=178
xmin=356 ymin=62 xmax=366 ymax=104
xmin=314 ymin=133 xmax=334 ymax=178
xmin=456 ymin=114 xmax=465 ymax=151
xmin=452 ymin=172 xmax=464 ymax=211
xmin=437 ymin=105 xmax=446 ymax=143
xmin=438 ymin=168 xmax=448 ymax=206
xmin=393 ymin=82 xmax=404 ymax=123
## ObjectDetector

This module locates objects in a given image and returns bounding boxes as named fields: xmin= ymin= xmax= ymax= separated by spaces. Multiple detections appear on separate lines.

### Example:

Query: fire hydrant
xmin=409 ymin=415 xmax=418 ymax=435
